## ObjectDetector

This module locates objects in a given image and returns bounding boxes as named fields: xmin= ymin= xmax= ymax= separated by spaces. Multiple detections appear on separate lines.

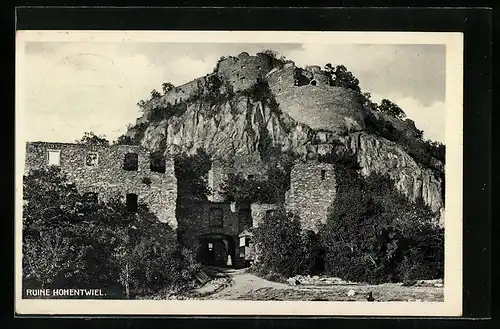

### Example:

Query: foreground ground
xmin=189 ymin=267 xmax=444 ymax=302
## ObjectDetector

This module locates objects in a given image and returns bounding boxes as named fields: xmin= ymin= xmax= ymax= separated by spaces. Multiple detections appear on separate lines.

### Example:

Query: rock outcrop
xmin=123 ymin=52 xmax=445 ymax=218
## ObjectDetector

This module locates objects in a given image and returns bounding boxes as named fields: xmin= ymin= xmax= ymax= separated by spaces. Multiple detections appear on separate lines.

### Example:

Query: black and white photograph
xmin=15 ymin=30 xmax=463 ymax=316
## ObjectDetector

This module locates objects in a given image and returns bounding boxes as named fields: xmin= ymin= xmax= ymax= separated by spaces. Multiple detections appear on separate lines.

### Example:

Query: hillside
xmin=119 ymin=51 xmax=445 ymax=219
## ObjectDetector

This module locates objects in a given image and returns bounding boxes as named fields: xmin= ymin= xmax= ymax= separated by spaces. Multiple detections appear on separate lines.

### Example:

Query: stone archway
xmin=196 ymin=233 xmax=236 ymax=268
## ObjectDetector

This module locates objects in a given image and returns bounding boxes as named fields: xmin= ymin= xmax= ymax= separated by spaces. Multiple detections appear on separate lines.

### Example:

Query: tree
xmin=150 ymin=89 xmax=162 ymax=99
xmin=23 ymin=229 xmax=86 ymax=289
xmin=76 ymin=132 xmax=110 ymax=146
xmin=162 ymin=82 xmax=175 ymax=94
xmin=254 ymin=209 xmax=317 ymax=277
xmin=137 ymin=100 xmax=147 ymax=112
xmin=330 ymin=65 xmax=360 ymax=92
xmin=320 ymin=163 xmax=443 ymax=284
xmin=378 ymin=99 xmax=406 ymax=119
xmin=174 ymin=149 xmax=212 ymax=202
xmin=114 ymin=134 xmax=135 ymax=146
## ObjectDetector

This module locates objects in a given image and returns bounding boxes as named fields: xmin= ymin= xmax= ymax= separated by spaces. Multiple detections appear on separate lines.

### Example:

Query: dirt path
xmin=200 ymin=269 xmax=288 ymax=300
xmin=198 ymin=269 xmax=444 ymax=302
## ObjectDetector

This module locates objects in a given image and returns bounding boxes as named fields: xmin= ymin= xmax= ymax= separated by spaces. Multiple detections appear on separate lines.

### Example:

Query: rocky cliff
xmin=123 ymin=52 xmax=444 ymax=218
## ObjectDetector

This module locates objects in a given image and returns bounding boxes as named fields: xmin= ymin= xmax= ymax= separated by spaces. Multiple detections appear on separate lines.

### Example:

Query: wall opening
xmin=197 ymin=234 xmax=235 ymax=268
xmin=238 ymin=208 xmax=252 ymax=232
xmin=85 ymin=152 xmax=99 ymax=167
xmin=209 ymin=208 xmax=224 ymax=228
xmin=247 ymin=174 xmax=255 ymax=180
xmin=150 ymin=152 xmax=166 ymax=173
xmin=126 ymin=193 xmax=138 ymax=212
xmin=321 ymin=169 xmax=326 ymax=180
xmin=310 ymin=80 xmax=317 ymax=86
xmin=123 ymin=153 xmax=139 ymax=171
xmin=47 ymin=150 xmax=61 ymax=166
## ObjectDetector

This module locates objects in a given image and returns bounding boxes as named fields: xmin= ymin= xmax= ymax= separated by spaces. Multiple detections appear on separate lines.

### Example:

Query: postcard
xmin=15 ymin=30 xmax=463 ymax=316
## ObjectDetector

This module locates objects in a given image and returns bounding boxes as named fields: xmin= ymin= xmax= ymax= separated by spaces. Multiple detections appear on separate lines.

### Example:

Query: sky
xmin=21 ymin=42 xmax=446 ymax=143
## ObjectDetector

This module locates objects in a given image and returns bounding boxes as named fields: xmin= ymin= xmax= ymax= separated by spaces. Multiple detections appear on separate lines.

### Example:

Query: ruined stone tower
xmin=285 ymin=161 xmax=336 ymax=232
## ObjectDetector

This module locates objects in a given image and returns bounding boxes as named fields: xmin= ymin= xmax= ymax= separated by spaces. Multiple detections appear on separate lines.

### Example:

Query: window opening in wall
xmin=126 ymin=193 xmax=138 ymax=212
xmin=208 ymin=242 xmax=213 ymax=251
xmin=83 ymin=192 xmax=98 ymax=204
xmin=209 ymin=208 xmax=224 ymax=228
xmin=321 ymin=169 xmax=326 ymax=181
xmin=238 ymin=208 xmax=252 ymax=232
xmin=239 ymin=236 xmax=246 ymax=247
xmin=247 ymin=174 xmax=254 ymax=180
xmin=310 ymin=80 xmax=317 ymax=86
xmin=47 ymin=150 xmax=61 ymax=166
xmin=85 ymin=152 xmax=99 ymax=167
xmin=123 ymin=153 xmax=138 ymax=171
xmin=150 ymin=152 xmax=166 ymax=173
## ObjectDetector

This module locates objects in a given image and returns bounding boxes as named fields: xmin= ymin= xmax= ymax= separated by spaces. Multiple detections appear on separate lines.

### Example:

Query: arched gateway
xmin=196 ymin=233 xmax=236 ymax=267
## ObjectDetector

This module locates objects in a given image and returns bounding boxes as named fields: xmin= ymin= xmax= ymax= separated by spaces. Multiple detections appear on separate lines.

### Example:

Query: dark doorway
xmin=126 ymin=193 xmax=138 ymax=212
xmin=197 ymin=234 xmax=235 ymax=268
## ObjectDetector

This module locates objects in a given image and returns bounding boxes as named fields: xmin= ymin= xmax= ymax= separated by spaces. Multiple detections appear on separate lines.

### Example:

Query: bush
xmin=364 ymin=110 xmax=445 ymax=179
xmin=161 ymin=82 xmax=175 ymax=94
xmin=319 ymin=161 xmax=444 ymax=284
xmin=253 ymin=209 xmax=319 ymax=278
xmin=174 ymin=149 xmax=212 ymax=202
xmin=76 ymin=131 xmax=109 ymax=146
xmin=329 ymin=64 xmax=360 ymax=92
xmin=147 ymin=102 xmax=187 ymax=122
xmin=378 ymin=99 xmax=406 ymax=119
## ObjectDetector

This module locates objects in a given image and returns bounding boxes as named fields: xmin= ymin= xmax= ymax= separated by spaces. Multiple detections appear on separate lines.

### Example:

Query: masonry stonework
xmin=285 ymin=161 xmax=336 ymax=232
xmin=217 ymin=53 xmax=274 ymax=92
xmin=266 ymin=64 xmax=365 ymax=134
xmin=25 ymin=142 xmax=178 ymax=229
xmin=250 ymin=203 xmax=280 ymax=228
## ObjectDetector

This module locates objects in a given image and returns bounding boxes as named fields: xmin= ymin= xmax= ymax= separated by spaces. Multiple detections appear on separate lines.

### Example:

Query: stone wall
xmin=285 ymin=161 xmax=336 ymax=231
xmin=266 ymin=65 xmax=365 ymax=134
xmin=250 ymin=203 xmax=280 ymax=228
xmin=25 ymin=142 xmax=178 ymax=228
xmin=141 ymin=74 xmax=214 ymax=123
xmin=217 ymin=53 xmax=273 ymax=92
xmin=176 ymin=201 xmax=240 ymax=249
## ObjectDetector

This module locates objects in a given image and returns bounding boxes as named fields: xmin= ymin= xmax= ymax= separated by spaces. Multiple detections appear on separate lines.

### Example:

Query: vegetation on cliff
xmin=320 ymin=155 xmax=444 ymax=284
